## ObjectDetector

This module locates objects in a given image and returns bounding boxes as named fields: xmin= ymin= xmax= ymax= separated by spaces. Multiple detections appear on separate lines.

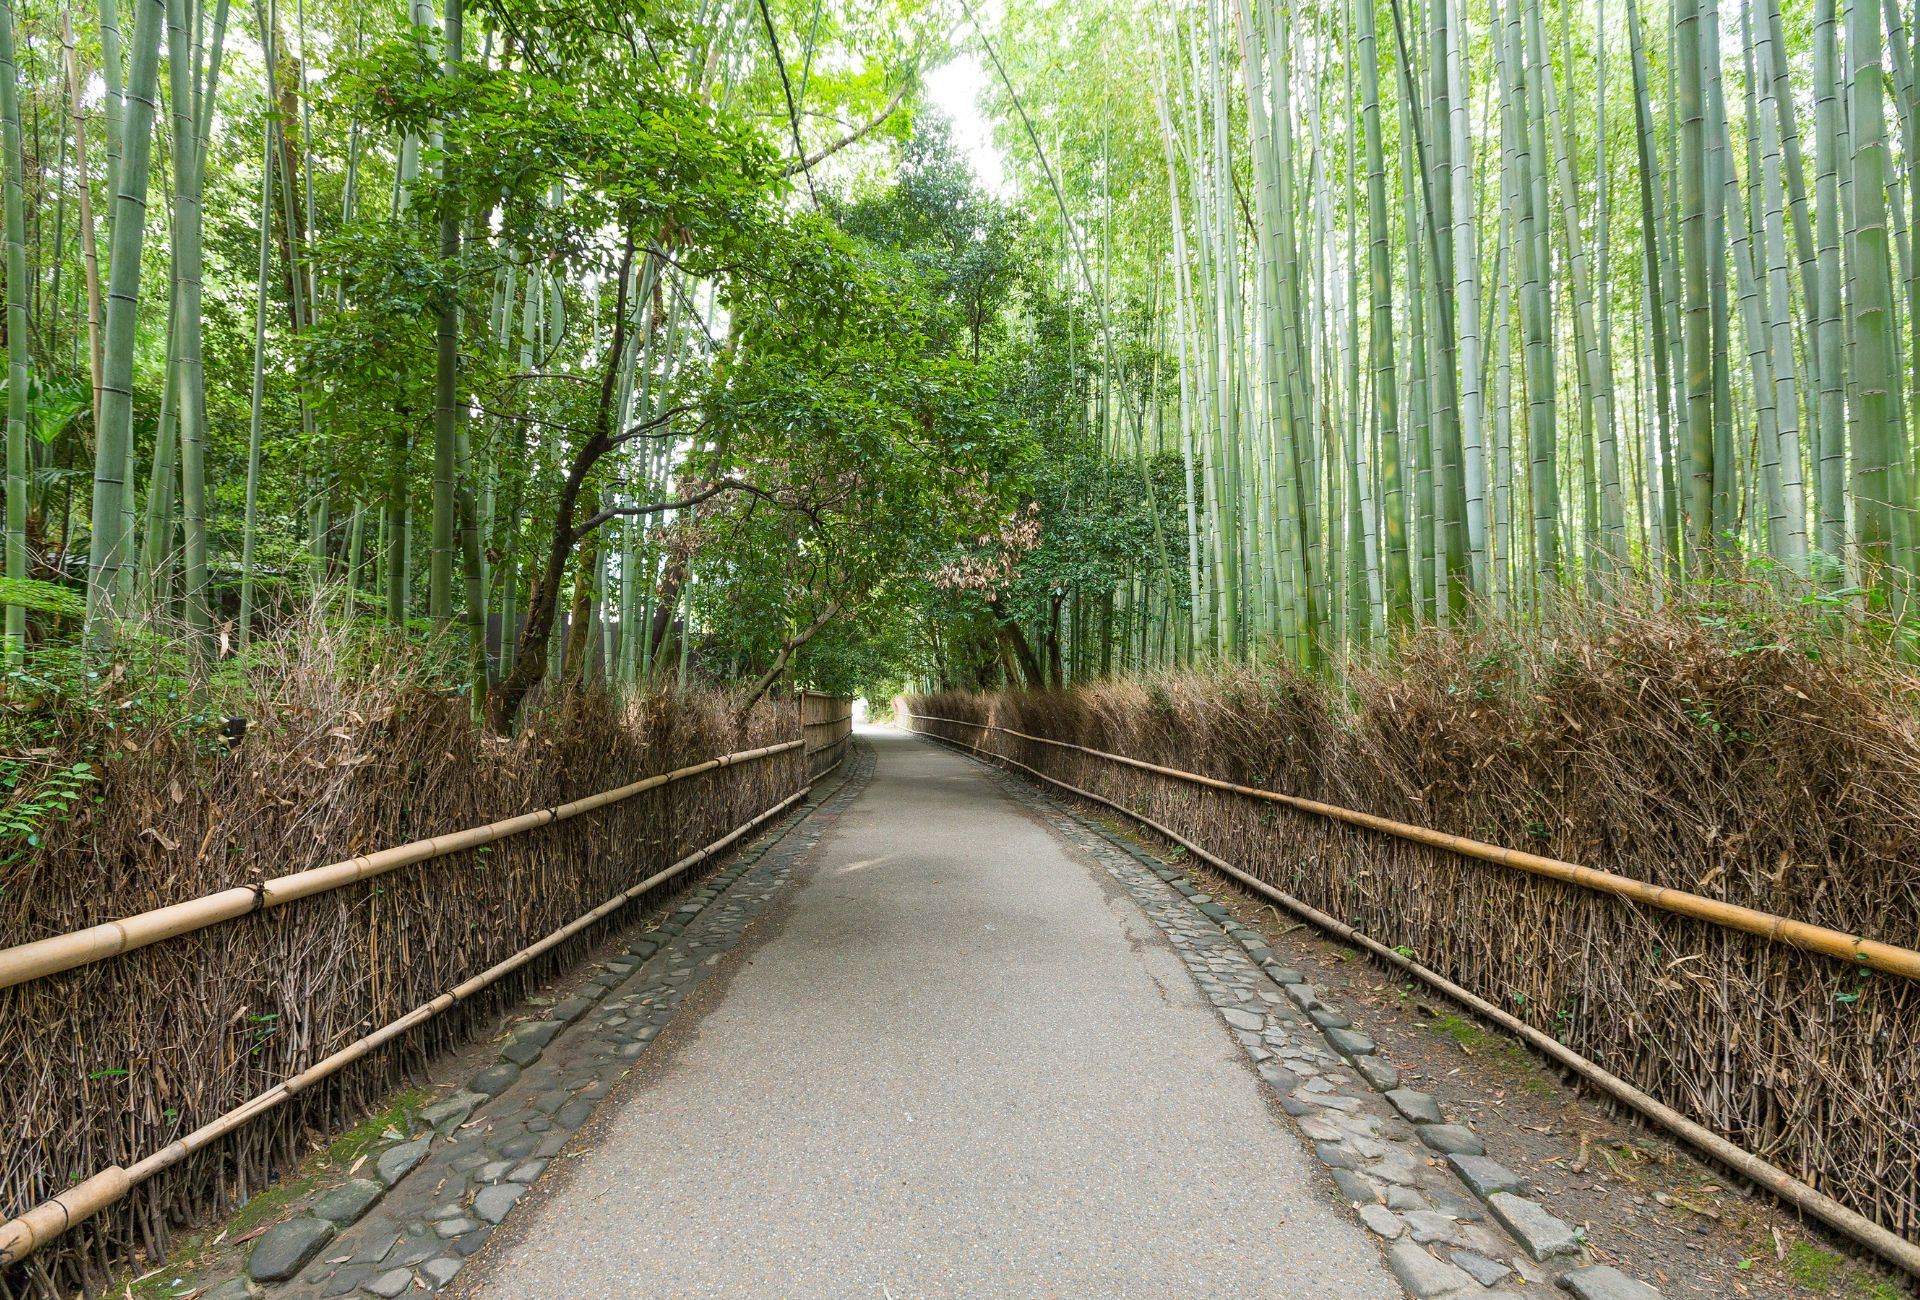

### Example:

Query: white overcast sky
xmin=924 ymin=53 xmax=1008 ymax=197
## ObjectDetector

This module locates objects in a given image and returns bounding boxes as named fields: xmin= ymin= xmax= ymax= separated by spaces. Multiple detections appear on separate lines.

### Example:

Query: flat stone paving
xmin=455 ymin=726 xmax=1400 ymax=1299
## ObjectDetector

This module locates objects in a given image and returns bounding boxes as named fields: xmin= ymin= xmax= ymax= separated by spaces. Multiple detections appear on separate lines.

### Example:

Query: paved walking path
xmin=457 ymin=727 xmax=1398 ymax=1298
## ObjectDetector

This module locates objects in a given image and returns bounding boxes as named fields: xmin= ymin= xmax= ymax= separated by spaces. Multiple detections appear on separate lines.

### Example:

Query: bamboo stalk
xmin=0 ymin=0 xmax=25 ymax=662
xmin=238 ymin=12 xmax=275 ymax=647
xmin=60 ymin=14 xmax=104 ymax=439
xmin=86 ymin=0 xmax=167 ymax=630
xmin=902 ymin=714 xmax=1920 ymax=980
xmin=0 ymin=780 xmax=819 ymax=1267
xmin=909 ymin=721 xmax=1920 ymax=1283
xmin=0 ymin=740 xmax=803 ymax=991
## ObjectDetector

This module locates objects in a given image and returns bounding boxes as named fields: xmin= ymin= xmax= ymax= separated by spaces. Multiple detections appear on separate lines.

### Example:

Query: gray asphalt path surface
xmin=464 ymin=725 xmax=1398 ymax=1298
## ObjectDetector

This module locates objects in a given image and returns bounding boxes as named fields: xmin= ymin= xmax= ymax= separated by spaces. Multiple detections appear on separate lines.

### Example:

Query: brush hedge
xmin=0 ymin=632 xmax=806 ymax=1298
xmin=913 ymin=603 xmax=1920 ymax=1249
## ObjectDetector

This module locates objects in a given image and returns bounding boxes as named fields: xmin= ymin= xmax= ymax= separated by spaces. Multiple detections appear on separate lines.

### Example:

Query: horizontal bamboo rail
xmin=905 ymin=714 xmax=1920 ymax=981
xmin=0 ymin=740 xmax=803 ymax=993
xmin=910 ymin=722 xmax=1920 ymax=1281
xmin=0 ymin=782 xmax=816 ymax=1268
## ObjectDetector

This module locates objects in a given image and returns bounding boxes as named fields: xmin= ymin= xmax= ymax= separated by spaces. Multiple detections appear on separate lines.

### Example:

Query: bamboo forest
xmin=14 ymin=0 xmax=1920 ymax=1294
xmin=7 ymin=0 xmax=1920 ymax=699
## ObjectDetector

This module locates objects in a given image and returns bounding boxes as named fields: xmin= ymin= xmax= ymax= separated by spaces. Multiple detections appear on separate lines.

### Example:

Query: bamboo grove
xmin=964 ymin=0 xmax=1920 ymax=674
xmin=15 ymin=0 xmax=1920 ymax=707
xmin=0 ymin=0 xmax=1008 ymax=727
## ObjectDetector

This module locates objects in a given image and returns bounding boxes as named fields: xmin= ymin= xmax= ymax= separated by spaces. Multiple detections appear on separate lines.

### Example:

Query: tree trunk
xmin=1045 ymin=592 xmax=1064 ymax=686
xmin=488 ymin=240 xmax=637 ymax=732
xmin=561 ymin=488 xmax=598 ymax=687
xmin=735 ymin=601 xmax=839 ymax=719
xmin=990 ymin=599 xmax=1046 ymax=689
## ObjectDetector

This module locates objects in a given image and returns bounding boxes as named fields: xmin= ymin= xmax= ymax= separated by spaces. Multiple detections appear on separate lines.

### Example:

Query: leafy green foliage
xmin=0 ymin=576 xmax=85 ymax=619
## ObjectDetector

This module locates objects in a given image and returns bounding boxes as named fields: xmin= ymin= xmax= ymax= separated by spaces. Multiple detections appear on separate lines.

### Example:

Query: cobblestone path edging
xmin=195 ymin=742 xmax=874 ymax=1300
xmin=932 ymin=733 xmax=1667 ymax=1300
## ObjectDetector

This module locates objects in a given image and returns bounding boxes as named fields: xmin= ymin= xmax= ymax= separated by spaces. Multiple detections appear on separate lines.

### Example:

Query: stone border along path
xmin=193 ymin=742 xmax=874 ymax=1300
xmin=925 ymin=733 xmax=1670 ymax=1300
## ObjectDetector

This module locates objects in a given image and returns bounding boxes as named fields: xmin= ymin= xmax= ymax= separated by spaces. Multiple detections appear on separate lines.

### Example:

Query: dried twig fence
xmin=0 ymin=743 xmax=802 ymax=994
xmin=906 ymin=698 xmax=1920 ymax=1282
xmin=801 ymin=690 xmax=855 ymax=781
xmin=0 ymin=692 xmax=851 ymax=1297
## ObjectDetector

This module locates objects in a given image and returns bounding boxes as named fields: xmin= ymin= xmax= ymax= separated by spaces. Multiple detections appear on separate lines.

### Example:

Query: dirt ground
xmin=1083 ymin=810 xmax=1912 ymax=1300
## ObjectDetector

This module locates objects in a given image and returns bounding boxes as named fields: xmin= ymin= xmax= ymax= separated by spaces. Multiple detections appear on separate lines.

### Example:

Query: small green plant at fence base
xmin=1780 ymin=1240 xmax=1906 ymax=1299
xmin=1426 ymin=1012 xmax=1554 ymax=1095
xmin=0 ymin=758 xmax=96 ymax=867
xmin=326 ymin=1088 xmax=431 ymax=1166
xmin=110 ymin=1086 xmax=434 ymax=1300
xmin=1433 ymin=1013 xmax=1485 ymax=1050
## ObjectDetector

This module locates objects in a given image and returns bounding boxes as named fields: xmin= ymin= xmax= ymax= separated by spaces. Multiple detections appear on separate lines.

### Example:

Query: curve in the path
xmin=456 ymin=726 xmax=1399 ymax=1299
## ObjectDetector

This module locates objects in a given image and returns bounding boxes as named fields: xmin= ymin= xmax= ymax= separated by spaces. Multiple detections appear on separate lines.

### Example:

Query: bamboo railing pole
xmin=0 ymin=740 xmax=802 ymax=992
xmin=0 ymin=783 xmax=814 ymax=1267
xmin=910 ymin=722 xmax=1920 ymax=1282
xmin=904 ymin=714 xmax=1920 ymax=981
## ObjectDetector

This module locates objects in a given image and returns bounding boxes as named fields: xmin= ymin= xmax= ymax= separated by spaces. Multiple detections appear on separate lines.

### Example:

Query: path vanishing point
xmin=233 ymin=726 xmax=1675 ymax=1300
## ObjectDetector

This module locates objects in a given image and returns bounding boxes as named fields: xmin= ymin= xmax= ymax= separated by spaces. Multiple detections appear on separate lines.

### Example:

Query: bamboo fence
xmin=905 ymin=684 xmax=1920 ymax=1268
xmin=801 ymin=690 xmax=855 ymax=781
xmin=0 ymin=690 xmax=850 ymax=1297
xmin=907 ymin=714 xmax=1920 ymax=1279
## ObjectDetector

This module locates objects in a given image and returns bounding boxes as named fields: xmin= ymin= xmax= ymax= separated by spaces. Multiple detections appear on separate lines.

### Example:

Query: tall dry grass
xmin=912 ymin=587 xmax=1920 ymax=1246
xmin=0 ymin=610 xmax=803 ymax=1297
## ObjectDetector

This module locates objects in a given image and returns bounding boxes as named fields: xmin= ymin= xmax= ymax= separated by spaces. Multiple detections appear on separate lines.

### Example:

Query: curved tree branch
xmin=568 ymin=475 xmax=822 ymax=545
xmin=735 ymin=599 xmax=841 ymax=717
xmin=775 ymin=79 xmax=912 ymax=178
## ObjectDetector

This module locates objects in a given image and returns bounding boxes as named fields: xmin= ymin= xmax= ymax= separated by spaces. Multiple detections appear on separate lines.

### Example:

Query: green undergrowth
xmin=1415 ymin=1008 xmax=1555 ymax=1098
xmin=1771 ymin=1241 xmax=1908 ymax=1299
xmin=113 ymin=1086 xmax=430 ymax=1300
xmin=327 ymin=1088 xmax=432 ymax=1167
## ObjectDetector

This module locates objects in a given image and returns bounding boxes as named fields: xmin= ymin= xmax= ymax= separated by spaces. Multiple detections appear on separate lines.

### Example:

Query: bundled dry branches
xmin=912 ymin=591 xmax=1920 ymax=1247
xmin=0 ymin=616 xmax=805 ymax=1297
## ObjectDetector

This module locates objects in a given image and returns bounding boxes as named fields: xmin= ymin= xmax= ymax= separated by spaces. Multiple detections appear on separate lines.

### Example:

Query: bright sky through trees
xmin=926 ymin=54 xmax=1006 ymax=195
